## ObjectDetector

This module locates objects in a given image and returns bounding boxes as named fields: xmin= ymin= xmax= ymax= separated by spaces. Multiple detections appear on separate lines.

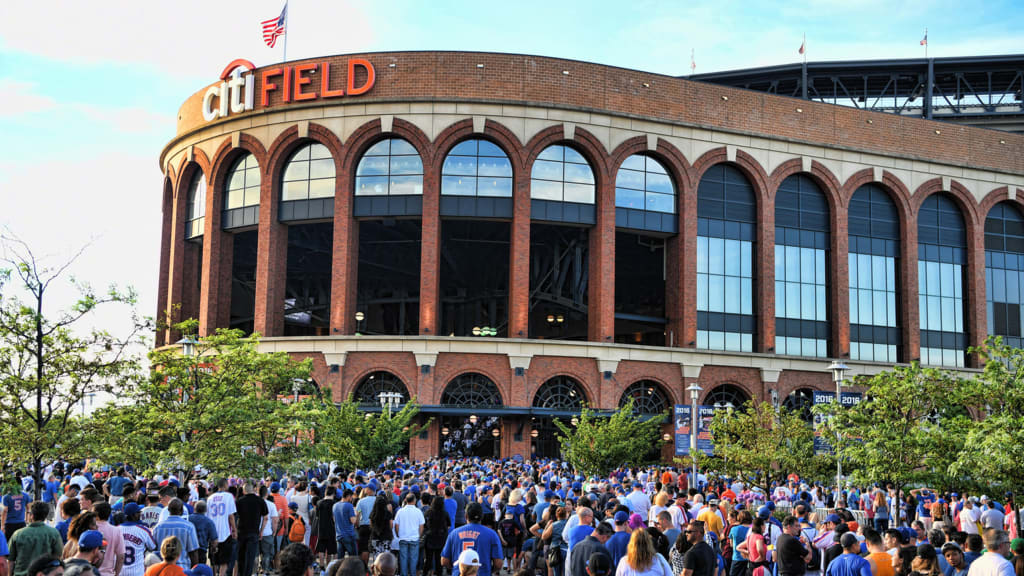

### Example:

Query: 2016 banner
xmin=674 ymin=404 xmax=717 ymax=456
xmin=674 ymin=405 xmax=691 ymax=455
xmin=812 ymin=391 xmax=862 ymax=454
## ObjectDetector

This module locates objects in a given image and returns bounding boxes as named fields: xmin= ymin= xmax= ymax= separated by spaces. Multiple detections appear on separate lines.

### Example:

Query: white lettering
xmin=244 ymin=74 xmax=255 ymax=111
xmin=218 ymin=82 xmax=229 ymax=118
xmin=229 ymin=74 xmax=247 ymax=114
xmin=202 ymin=85 xmax=221 ymax=122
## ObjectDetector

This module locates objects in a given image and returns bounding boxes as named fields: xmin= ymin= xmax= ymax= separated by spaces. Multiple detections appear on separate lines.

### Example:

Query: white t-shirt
xmin=207 ymin=491 xmax=237 ymax=542
xmin=960 ymin=506 xmax=982 ymax=534
xmin=119 ymin=523 xmax=157 ymax=576
xmin=394 ymin=504 xmax=424 ymax=542
xmin=261 ymin=500 xmax=279 ymax=537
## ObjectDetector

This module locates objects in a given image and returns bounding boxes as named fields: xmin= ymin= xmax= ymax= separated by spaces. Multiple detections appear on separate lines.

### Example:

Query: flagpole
xmin=283 ymin=1 xmax=289 ymax=63
xmin=803 ymin=33 xmax=806 ymax=64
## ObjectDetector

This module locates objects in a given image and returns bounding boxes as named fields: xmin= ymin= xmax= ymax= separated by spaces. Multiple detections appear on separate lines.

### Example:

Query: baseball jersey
xmin=119 ymin=522 xmax=157 ymax=576
xmin=207 ymin=491 xmax=237 ymax=542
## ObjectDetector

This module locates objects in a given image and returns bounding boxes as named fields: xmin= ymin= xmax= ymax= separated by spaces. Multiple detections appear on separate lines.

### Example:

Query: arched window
xmin=531 ymin=144 xmax=595 ymax=204
xmin=351 ymin=371 xmax=410 ymax=406
xmin=697 ymin=164 xmax=756 ymax=352
xmin=282 ymin=143 xmax=335 ymax=201
xmin=619 ymin=381 xmax=671 ymax=416
xmin=783 ymin=387 xmax=815 ymax=423
xmin=918 ymin=193 xmax=966 ymax=367
xmin=615 ymin=154 xmax=675 ymax=213
xmin=985 ymin=202 xmax=1024 ymax=349
xmin=704 ymin=384 xmax=750 ymax=408
xmin=848 ymin=184 xmax=901 ymax=363
xmin=775 ymin=174 xmax=830 ymax=357
xmin=442 ymin=139 xmax=512 ymax=197
xmin=532 ymin=376 xmax=587 ymax=410
xmin=440 ymin=373 xmax=503 ymax=407
xmin=224 ymin=153 xmax=261 ymax=209
xmin=186 ymin=171 xmax=206 ymax=240
xmin=354 ymin=138 xmax=423 ymax=196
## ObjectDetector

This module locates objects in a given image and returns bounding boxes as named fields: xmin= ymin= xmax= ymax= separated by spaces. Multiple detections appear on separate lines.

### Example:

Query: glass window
xmin=615 ymin=154 xmax=676 ymax=213
xmin=917 ymin=193 xmax=967 ymax=368
xmin=224 ymin=153 xmax=261 ymax=210
xmin=697 ymin=164 xmax=756 ymax=352
xmin=848 ymin=184 xmax=901 ymax=363
xmin=186 ymin=170 xmax=206 ymax=239
xmin=281 ymin=143 xmax=336 ymax=202
xmin=531 ymin=145 xmax=595 ymax=204
xmin=986 ymin=201 xmax=1024 ymax=349
xmin=355 ymin=138 xmax=423 ymax=196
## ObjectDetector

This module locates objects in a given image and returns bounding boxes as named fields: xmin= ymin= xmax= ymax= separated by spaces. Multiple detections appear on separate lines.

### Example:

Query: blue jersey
xmin=441 ymin=523 xmax=503 ymax=576
xmin=917 ymin=492 xmax=936 ymax=518
xmin=333 ymin=501 xmax=356 ymax=539
xmin=606 ymin=532 xmax=630 ymax=567
xmin=3 ymin=492 xmax=31 ymax=524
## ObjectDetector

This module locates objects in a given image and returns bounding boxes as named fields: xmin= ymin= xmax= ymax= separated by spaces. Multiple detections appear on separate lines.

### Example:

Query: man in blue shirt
xmin=442 ymin=503 xmax=502 ymax=576
xmin=153 ymin=499 xmax=199 ymax=568
xmin=189 ymin=501 xmax=219 ymax=566
xmin=825 ymin=534 xmax=872 ymax=576
xmin=333 ymin=489 xmax=357 ymax=558
xmin=444 ymin=488 xmax=458 ymax=531
xmin=104 ymin=469 xmax=132 ymax=500
xmin=606 ymin=512 xmax=631 ymax=567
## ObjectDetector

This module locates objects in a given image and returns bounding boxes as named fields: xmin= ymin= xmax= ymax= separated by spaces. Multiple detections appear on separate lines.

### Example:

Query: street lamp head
xmin=469 ymin=414 xmax=478 ymax=425
xmin=491 ymin=428 xmax=500 ymax=437
xmin=176 ymin=336 xmax=198 ymax=358
xmin=662 ymin=433 xmax=671 ymax=442
xmin=441 ymin=427 xmax=450 ymax=436
xmin=570 ymin=416 xmax=579 ymax=426
xmin=686 ymin=383 xmax=703 ymax=401
xmin=828 ymin=360 xmax=850 ymax=384
xmin=472 ymin=326 xmax=482 ymax=336
xmin=530 ymin=429 xmax=539 ymax=438
xmin=355 ymin=311 xmax=365 ymax=322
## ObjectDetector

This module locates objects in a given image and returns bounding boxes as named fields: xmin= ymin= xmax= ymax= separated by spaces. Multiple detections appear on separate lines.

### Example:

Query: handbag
xmin=547 ymin=545 xmax=563 ymax=567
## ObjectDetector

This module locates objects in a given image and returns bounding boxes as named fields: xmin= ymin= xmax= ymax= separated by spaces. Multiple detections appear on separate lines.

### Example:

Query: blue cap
xmin=951 ymin=493 xmax=959 ymax=498
xmin=270 ymin=482 xmax=281 ymax=493
xmin=825 ymin=513 xmax=842 ymax=524
xmin=124 ymin=503 xmax=143 ymax=517
xmin=411 ymin=485 xmax=421 ymax=494
xmin=187 ymin=564 xmax=214 ymax=576
xmin=614 ymin=511 xmax=630 ymax=524
xmin=766 ymin=501 xmax=776 ymax=511
xmin=633 ymin=482 xmax=642 ymax=488
xmin=757 ymin=506 xmax=771 ymax=518
xmin=79 ymin=530 xmax=106 ymax=550
xmin=572 ymin=482 xmax=582 ymax=492
xmin=288 ymin=502 xmax=298 ymax=510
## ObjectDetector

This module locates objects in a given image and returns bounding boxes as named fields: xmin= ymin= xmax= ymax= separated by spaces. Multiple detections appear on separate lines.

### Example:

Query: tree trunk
xmin=32 ymin=457 xmax=42 ymax=502
xmin=1015 ymin=500 xmax=1021 ymax=538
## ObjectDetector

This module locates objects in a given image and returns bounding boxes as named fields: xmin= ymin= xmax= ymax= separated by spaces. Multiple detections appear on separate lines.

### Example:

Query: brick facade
xmin=159 ymin=51 xmax=1024 ymax=459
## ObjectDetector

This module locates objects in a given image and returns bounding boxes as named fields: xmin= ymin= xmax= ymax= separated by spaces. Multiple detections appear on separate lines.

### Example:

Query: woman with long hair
xmin=615 ymin=528 xmax=672 ymax=576
xmin=62 ymin=512 xmax=98 ymax=559
xmin=369 ymin=495 xmax=395 ymax=564
xmin=874 ymin=491 xmax=890 ymax=532
xmin=423 ymin=493 xmax=450 ymax=576
xmin=145 ymin=536 xmax=186 ymax=576
xmin=668 ymin=530 xmax=693 ymax=576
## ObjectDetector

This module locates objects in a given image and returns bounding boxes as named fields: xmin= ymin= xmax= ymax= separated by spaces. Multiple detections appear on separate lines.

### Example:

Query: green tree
xmin=0 ymin=236 xmax=147 ymax=499
xmin=953 ymin=337 xmax=1024 ymax=534
xmin=301 ymin=397 xmax=427 ymax=470
xmin=555 ymin=399 xmax=666 ymax=476
xmin=816 ymin=362 xmax=968 ymax=504
xmin=123 ymin=321 xmax=313 ymax=480
xmin=699 ymin=401 xmax=815 ymax=494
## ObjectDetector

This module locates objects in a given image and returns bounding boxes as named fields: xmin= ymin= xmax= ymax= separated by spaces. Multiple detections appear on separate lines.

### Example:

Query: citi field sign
xmin=202 ymin=58 xmax=376 ymax=122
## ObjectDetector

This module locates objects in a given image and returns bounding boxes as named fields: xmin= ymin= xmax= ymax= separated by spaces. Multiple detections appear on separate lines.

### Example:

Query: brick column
xmin=199 ymin=190 xmax=233 ymax=337
xmin=181 ymin=243 xmax=203 ymax=325
xmin=420 ymin=172 xmax=440 ymax=335
xmin=329 ymin=174 xmax=357 ymax=335
xmin=254 ymin=175 xmax=287 ymax=337
xmin=588 ymin=167 xmax=615 ymax=342
xmin=832 ymin=204 xmax=850 ymax=358
xmin=156 ymin=181 xmax=173 ymax=347
xmin=680 ymin=179 xmax=699 ymax=348
xmin=509 ymin=166 xmax=531 ymax=338
xmin=902 ymin=211 xmax=921 ymax=362
xmin=165 ymin=175 xmax=190 ymax=343
xmin=966 ymin=206 xmax=987 ymax=368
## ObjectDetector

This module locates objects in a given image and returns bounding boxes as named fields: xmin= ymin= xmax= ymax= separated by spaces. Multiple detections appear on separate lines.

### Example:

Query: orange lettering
xmin=261 ymin=68 xmax=283 ymax=107
xmin=347 ymin=58 xmax=375 ymax=96
xmin=320 ymin=62 xmax=345 ymax=98
xmin=294 ymin=63 xmax=318 ymax=101
xmin=282 ymin=66 xmax=292 ymax=103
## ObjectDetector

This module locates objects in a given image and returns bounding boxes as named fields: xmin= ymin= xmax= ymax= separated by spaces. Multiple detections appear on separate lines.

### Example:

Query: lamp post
xmin=828 ymin=360 xmax=849 ymax=491
xmin=687 ymin=383 xmax=703 ymax=488
xmin=378 ymin=391 xmax=401 ymax=416
xmin=355 ymin=312 xmax=365 ymax=334
xmin=291 ymin=378 xmax=305 ymax=445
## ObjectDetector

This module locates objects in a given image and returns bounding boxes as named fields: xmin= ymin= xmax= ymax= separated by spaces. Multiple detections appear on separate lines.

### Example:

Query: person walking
xmin=9 ymin=502 xmax=63 ymax=576
xmin=441 ymin=503 xmax=502 ymax=576
xmin=423 ymin=496 xmax=450 ymax=576
xmin=966 ymin=530 xmax=1014 ymax=576
xmin=776 ymin=517 xmax=811 ymax=576
xmin=333 ymin=489 xmax=358 ymax=560
xmin=394 ymin=494 xmax=425 ymax=576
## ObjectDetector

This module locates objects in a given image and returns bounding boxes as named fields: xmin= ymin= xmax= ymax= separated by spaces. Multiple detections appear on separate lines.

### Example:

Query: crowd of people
xmin=0 ymin=458 xmax=1021 ymax=576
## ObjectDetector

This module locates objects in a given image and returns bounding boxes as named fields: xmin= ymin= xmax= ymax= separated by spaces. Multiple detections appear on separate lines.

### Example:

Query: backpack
xmin=499 ymin=518 xmax=519 ymax=541
xmin=801 ymin=528 xmax=820 ymax=572
xmin=289 ymin=514 xmax=306 ymax=543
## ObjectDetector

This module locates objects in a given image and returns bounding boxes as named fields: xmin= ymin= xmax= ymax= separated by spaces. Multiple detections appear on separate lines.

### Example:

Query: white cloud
xmin=0 ymin=79 xmax=57 ymax=117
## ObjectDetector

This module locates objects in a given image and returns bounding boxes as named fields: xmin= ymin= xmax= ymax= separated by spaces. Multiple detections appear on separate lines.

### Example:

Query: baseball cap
xmin=270 ymin=482 xmax=281 ymax=493
xmin=124 ymin=503 xmax=143 ymax=518
xmin=825 ymin=514 xmax=843 ymax=524
xmin=941 ymin=542 xmax=962 ymax=554
xmin=840 ymin=533 xmax=859 ymax=548
xmin=187 ymin=565 xmax=214 ymax=576
xmin=79 ymin=530 xmax=107 ymax=550
xmin=288 ymin=502 xmax=298 ymax=510
xmin=458 ymin=549 xmax=481 ymax=567
xmin=614 ymin=511 xmax=629 ymax=525
xmin=757 ymin=506 xmax=772 ymax=519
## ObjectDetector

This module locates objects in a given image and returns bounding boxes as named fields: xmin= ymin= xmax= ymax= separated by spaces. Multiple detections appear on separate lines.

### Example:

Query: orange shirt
xmin=145 ymin=563 xmax=186 ymax=576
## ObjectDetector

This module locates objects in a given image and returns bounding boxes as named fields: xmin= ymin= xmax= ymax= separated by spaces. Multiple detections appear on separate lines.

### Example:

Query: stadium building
xmin=157 ymin=51 xmax=1024 ymax=460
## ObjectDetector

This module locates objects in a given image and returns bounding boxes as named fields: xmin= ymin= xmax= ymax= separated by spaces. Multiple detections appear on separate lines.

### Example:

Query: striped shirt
xmin=120 ymin=523 xmax=157 ymax=576
xmin=153 ymin=516 xmax=198 ymax=567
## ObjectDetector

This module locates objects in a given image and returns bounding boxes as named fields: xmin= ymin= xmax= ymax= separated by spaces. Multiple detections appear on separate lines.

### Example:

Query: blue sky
xmin=0 ymin=0 xmax=1021 ymax=341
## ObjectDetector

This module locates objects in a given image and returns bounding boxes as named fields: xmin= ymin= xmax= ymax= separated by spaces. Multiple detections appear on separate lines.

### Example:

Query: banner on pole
xmin=674 ymin=404 xmax=691 ymax=455
xmin=813 ymin=391 xmax=862 ymax=454
xmin=697 ymin=405 xmax=716 ymax=455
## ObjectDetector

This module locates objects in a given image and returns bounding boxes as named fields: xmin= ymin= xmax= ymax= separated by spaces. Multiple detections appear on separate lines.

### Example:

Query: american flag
xmin=262 ymin=4 xmax=287 ymax=48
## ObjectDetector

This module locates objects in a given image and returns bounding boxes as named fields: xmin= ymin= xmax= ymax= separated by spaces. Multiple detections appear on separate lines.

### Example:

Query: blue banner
xmin=813 ymin=391 xmax=862 ymax=454
xmin=697 ymin=405 xmax=716 ymax=455
xmin=674 ymin=405 xmax=691 ymax=455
